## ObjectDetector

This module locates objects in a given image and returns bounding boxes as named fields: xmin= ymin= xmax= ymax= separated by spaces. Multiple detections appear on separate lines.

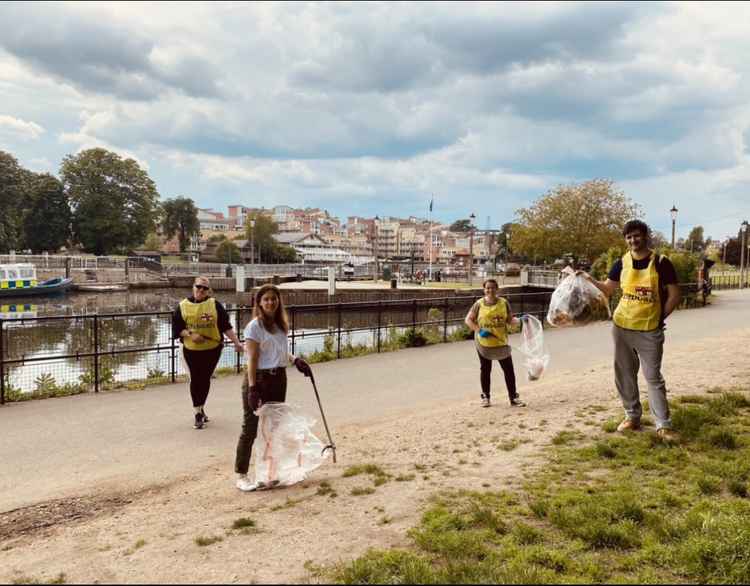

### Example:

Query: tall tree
xmin=61 ymin=148 xmax=160 ymax=255
xmin=686 ymin=226 xmax=705 ymax=252
xmin=22 ymin=174 xmax=71 ymax=252
xmin=0 ymin=151 xmax=28 ymax=252
xmin=511 ymin=179 xmax=640 ymax=264
xmin=161 ymin=196 xmax=199 ymax=252
xmin=216 ymin=238 xmax=242 ymax=263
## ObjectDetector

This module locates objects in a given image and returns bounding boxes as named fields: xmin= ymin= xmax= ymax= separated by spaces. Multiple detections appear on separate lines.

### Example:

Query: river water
xmin=2 ymin=289 xmax=486 ymax=394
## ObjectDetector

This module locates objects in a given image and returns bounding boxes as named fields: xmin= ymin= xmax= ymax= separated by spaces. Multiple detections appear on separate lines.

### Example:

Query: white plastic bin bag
xmin=251 ymin=402 xmax=330 ymax=488
xmin=547 ymin=270 xmax=610 ymax=327
xmin=518 ymin=314 xmax=550 ymax=381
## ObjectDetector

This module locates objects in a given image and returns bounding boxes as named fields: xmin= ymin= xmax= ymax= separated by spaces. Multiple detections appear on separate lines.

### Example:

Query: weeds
xmin=194 ymin=535 xmax=223 ymax=547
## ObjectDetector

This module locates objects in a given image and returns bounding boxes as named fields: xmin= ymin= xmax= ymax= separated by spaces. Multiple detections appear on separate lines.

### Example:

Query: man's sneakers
xmin=656 ymin=428 xmax=680 ymax=443
xmin=510 ymin=397 xmax=526 ymax=407
xmin=193 ymin=411 xmax=206 ymax=429
xmin=236 ymin=474 xmax=257 ymax=492
xmin=616 ymin=418 xmax=641 ymax=432
xmin=201 ymin=409 xmax=210 ymax=423
xmin=481 ymin=395 xmax=491 ymax=408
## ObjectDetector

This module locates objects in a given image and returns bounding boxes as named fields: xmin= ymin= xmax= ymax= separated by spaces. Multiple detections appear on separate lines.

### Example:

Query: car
xmin=501 ymin=263 xmax=521 ymax=276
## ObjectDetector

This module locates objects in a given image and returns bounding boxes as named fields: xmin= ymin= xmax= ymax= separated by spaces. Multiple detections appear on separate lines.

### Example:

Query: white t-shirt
xmin=244 ymin=318 xmax=289 ymax=369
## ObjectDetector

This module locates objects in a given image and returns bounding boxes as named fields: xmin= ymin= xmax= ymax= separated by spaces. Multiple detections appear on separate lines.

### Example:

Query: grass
xmin=194 ymin=535 xmax=223 ymax=547
xmin=351 ymin=486 xmax=376 ymax=496
xmin=327 ymin=387 xmax=750 ymax=584
xmin=343 ymin=463 xmax=391 ymax=487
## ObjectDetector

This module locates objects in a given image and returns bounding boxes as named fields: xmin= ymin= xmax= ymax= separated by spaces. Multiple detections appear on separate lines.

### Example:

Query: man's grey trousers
xmin=612 ymin=324 xmax=672 ymax=430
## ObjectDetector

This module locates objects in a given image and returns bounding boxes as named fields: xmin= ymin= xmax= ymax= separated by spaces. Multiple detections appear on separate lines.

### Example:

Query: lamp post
xmin=468 ymin=213 xmax=476 ymax=287
xmin=670 ymin=205 xmax=678 ymax=249
xmin=373 ymin=215 xmax=380 ymax=281
xmin=250 ymin=218 xmax=256 ymax=267
xmin=741 ymin=220 xmax=748 ymax=289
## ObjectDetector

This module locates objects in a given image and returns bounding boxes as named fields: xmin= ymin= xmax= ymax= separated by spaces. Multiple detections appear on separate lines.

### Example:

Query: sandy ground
xmin=1 ymin=321 xmax=748 ymax=584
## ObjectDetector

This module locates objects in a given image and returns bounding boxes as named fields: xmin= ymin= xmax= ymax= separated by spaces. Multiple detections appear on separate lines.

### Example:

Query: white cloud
xmin=0 ymin=114 xmax=44 ymax=140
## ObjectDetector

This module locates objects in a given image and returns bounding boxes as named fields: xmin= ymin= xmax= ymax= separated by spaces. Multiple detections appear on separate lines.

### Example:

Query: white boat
xmin=76 ymin=283 xmax=129 ymax=292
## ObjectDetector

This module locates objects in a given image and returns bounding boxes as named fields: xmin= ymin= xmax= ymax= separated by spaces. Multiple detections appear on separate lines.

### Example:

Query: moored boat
xmin=0 ymin=264 xmax=73 ymax=298
xmin=75 ymin=283 xmax=129 ymax=292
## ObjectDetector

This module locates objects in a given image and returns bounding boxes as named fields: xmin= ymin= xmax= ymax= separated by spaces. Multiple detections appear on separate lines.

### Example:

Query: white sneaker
xmin=481 ymin=395 xmax=491 ymax=408
xmin=236 ymin=475 xmax=257 ymax=492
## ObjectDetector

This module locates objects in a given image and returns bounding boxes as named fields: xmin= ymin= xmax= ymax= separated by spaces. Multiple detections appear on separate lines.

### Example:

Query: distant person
xmin=172 ymin=276 xmax=243 ymax=429
xmin=582 ymin=220 xmax=681 ymax=442
xmin=465 ymin=278 xmax=525 ymax=408
xmin=235 ymin=284 xmax=312 ymax=492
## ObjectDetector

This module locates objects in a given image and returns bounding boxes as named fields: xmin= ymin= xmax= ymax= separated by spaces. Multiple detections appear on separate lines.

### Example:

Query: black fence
xmin=0 ymin=285 xmax=705 ymax=404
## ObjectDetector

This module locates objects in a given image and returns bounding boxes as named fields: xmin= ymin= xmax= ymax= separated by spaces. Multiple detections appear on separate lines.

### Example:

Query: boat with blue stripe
xmin=0 ymin=264 xmax=73 ymax=298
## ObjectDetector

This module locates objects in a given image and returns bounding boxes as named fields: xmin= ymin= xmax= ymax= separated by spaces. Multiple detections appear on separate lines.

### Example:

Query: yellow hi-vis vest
xmin=179 ymin=298 xmax=221 ymax=350
xmin=476 ymin=297 xmax=509 ymax=347
xmin=613 ymin=251 xmax=661 ymax=331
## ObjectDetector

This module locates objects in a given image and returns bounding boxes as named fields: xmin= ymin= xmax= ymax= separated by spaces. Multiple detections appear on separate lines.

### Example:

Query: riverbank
xmin=1 ymin=290 xmax=748 ymax=583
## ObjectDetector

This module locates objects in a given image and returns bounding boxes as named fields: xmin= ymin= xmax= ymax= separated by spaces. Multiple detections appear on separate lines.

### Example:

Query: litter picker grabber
xmin=308 ymin=372 xmax=337 ymax=463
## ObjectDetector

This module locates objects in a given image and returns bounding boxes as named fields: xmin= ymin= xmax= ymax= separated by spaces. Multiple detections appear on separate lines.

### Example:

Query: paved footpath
xmin=2 ymin=289 xmax=748 ymax=512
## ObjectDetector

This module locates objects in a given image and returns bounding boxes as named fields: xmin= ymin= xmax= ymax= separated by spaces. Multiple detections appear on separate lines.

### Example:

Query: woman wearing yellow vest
xmin=584 ymin=220 xmax=681 ymax=442
xmin=465 ymin=279 xmax=525 ymax=408
xmin=172 ymin=276 xmax=243 ymax=429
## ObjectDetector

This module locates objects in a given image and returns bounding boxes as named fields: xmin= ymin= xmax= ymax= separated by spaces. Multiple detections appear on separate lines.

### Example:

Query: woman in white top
xmin=235 ymin=284 xmax=311 ymax=492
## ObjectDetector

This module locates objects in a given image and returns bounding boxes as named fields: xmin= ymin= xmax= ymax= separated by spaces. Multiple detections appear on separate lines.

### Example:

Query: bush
xmin=399 ymin=328 xmax=427 ymax=348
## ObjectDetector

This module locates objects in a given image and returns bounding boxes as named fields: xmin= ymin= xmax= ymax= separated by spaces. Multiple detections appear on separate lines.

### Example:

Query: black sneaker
xmin=201 ymin=409 xmax=210 ymax=423
xmin=510 ymin=397 xmax=526 ymax=407
xmin=194 ymin=412 xmax=205 ymax=429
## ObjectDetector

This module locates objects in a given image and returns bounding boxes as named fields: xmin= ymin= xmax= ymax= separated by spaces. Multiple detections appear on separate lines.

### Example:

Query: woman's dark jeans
xmin=234 ymin=369 xmax=287 ymax=475
xmin=477 ymin=353 xmax=517 ymax=400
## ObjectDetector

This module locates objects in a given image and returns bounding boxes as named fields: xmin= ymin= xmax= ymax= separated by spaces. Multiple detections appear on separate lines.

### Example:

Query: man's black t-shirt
xmin=608 ymin=253 xmax=678 ymax=330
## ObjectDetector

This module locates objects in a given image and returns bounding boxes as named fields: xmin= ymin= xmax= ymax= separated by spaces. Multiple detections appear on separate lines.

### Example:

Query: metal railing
xmin=0 ymin=284 xmax=706 ymax=404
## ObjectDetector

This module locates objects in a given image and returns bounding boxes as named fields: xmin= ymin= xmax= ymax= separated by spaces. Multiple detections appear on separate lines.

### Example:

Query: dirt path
xmin=2 ymin=318 xmax=749 ymax=584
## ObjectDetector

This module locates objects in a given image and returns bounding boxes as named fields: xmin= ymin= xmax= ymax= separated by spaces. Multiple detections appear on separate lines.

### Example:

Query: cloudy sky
xmin=1 ymin=1 xmax=749 ymax=241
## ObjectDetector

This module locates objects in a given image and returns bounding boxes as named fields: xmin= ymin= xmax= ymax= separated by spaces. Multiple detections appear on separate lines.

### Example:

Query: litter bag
xmin=518 ymin=314 xmax=550 ymax=381
xmin=546 ymin=270 xmax=610 ymax=328
xmin=250 ymin=402 xmax=330 ymax=488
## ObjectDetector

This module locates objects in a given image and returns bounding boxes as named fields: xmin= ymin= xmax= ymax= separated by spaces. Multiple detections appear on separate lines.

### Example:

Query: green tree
xmin=216 ymin=238 xmax=242 ymax=263
xmin=61 ymin=148 xmax=160 ymax=255
xmin=512 ymin=179 xmax=640 ymax=264
xmin=686 ymin=226 xmax=705 ymax=253
xmin=21 ymin=174 xmax=71 ymax=253
xmin=161 ymin=196 xmax=199 ymax=252
xmin=0 ymin=151 xmax=29 ymax=252
xmin=449 ymin=219 xmax=473 ymax=233
xmin=143 ymin=232 xmax=162 ymax=251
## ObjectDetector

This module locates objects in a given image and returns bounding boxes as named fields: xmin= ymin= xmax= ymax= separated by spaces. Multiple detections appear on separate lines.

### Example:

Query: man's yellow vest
xmin=613 ymin=251 xmax=661 ymax=331
xmin=476 ymin=298 xmax=509 ymax=347
xmin=179 ymin=298 xmax=221 ymax=350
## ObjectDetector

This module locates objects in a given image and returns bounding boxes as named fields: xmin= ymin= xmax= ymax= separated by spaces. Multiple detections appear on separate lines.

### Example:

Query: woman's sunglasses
xmin=194 ymin=284 xmax=210 ymax=291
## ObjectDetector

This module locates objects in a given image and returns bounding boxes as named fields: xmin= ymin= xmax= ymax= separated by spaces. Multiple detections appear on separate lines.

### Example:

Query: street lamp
xmin=670 ymin=205 xmax=678 ymax=249
xmin=373 ymin=215 xmax=380 ymax=281
xmin=468 ymin=213 xmax=476 ymax=287
xmin=741 ymin=220 xmax=748 ymax=289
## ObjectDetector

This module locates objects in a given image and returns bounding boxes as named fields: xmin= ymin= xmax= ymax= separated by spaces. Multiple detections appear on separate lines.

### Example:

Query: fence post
xmin=337 ymin=302 xmax=342 ymax=359
xmin=443 ymin=297 xmax=448 ymax=342
xmin=290 ymin=307 xmax=296 ymax=355
xmin=235 ymin=308 xmax=241 ymax=374
xmin=412 ymin=298 xmax=417 ymax=330
xmin=0 ymin=319 xmax=4 ymax=404
xmin=93 ymin=315 xmax=99 ymax=393
xmin=377 ymin=301 xmax=382 ymax=353
xmin=170 ymin=319 xmax=176 ymax=383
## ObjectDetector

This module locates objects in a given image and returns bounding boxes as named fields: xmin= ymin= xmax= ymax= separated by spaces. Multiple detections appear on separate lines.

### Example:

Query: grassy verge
xmin=329 ymin=388 xmax=750 ymax=584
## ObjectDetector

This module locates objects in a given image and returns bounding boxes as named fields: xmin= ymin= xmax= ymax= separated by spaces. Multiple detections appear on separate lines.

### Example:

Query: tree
xmin=0 ymin=151 xmax=28 ymax=252
xmin=22 ymin=174 xmax=71 ymax=252
xmin=61 ymin=148 xmax=160 ymax=255
xmin=511 ymin=179 xmax=640 ymax=264
xmin=161 ymin=196 xmax=199 ymax=252
xmin=143 ymin=232 xmax=162 ymax=251
xmin=216 ymin=238 xmax=242 ymax=263
xmin=449 ymin=219 xmax=473 ymax=233
xmin=686 ymin=226 xmax=705 ymax=253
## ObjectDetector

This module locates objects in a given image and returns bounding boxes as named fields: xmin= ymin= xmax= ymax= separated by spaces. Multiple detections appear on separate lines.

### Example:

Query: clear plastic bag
xmin=250 ymin=402 xmax=330 ymax=488
xmin=518 ymin=314 xmax=550 ymax=381
xmin=546 ymin=271 xmax=610 ymax=328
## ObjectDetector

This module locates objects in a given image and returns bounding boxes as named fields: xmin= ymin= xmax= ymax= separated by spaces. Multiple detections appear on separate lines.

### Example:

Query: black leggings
xmin=183 ymin=345 xmax=223 ymax=408
xmin=478 ymin=353 xmax=518 ymax=400
xmin=235 ymin=369 xmax=287 ymax=475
